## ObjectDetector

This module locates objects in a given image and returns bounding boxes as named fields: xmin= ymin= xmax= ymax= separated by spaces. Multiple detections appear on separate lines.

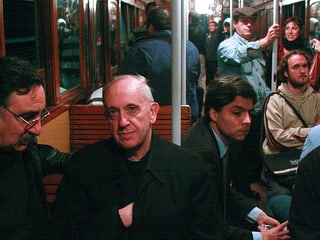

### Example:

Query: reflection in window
xmin=310 ymin=1 xmax=320 ymax=41
xmin=4 ymin=0 xmax=41 ymax=68
xmin=57 ymin=0 xmax=80 ymax=92
xmin=95 ymin=0 xmax=104 ymax=88
xmin=109 ymin=2 xmax=117 ymax=67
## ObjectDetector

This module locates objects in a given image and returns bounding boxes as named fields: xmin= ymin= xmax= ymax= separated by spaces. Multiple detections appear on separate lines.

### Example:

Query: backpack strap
xmin=272 ymin=92 xmax=308 ymax=127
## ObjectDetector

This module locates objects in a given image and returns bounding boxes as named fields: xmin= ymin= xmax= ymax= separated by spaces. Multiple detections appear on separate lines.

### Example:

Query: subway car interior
xmin=1 ymin=0 xmax=320 ymax=211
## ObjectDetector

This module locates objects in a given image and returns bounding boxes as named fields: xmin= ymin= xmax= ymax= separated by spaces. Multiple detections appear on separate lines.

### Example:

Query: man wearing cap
xmin=217 ymin=7 xmax=280 ymax=198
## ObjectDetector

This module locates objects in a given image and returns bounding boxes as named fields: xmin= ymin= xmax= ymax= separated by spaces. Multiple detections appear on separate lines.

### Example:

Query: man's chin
xmin=14 ymin=143 xmax=29 ymax=152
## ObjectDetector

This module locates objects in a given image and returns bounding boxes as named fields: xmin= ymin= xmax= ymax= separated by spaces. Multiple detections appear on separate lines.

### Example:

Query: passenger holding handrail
xmin=217 ymin=7 xmax=280 ymax=199
xmin=266 ymin=16 xmax=312 ymax=88
xmin=310 ymin=38 xmax=320 ymax=53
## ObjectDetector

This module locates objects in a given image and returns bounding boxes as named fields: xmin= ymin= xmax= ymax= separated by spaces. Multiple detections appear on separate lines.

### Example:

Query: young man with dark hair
xmin=182 ymin=75 xmax=289 ymax=240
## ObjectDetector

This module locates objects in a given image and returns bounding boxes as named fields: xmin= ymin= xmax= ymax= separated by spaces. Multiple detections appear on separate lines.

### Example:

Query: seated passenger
xmin=0 ymin=56 xmax=71 ymax=239
xmin=289 ymin=145 xmax=320 ymax=239
xmin=49 ymin=74 xmax=225 ymax=239
xmin=182 ymin=75 xmax=289 ymax=240
xmin=263 ymin=50 xmax=320 ymax=222
xmin=300 ymin=125 xmax=320 ymax=159
xmin=87 ymin=87 xmax=103 ymax=105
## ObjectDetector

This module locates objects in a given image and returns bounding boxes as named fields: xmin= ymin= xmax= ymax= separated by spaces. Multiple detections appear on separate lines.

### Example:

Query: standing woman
xmin=267 ymin=16 xmax=311 ymax=88
xmin=278 ymin=16 xmax=308 ymax=59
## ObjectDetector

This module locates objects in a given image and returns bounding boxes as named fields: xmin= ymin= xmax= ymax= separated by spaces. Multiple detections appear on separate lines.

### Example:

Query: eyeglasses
xmin=3 ymin=107 xmax=50 ymax=130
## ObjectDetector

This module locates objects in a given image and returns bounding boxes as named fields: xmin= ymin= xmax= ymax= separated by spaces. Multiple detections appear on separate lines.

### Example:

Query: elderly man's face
xmin=104 ymin=76 xmax=159 ymax=159
xmin=0 ymin=85 xmax=46 ymax=152
xmin=234 ymin=17 xmax=257 ymax=40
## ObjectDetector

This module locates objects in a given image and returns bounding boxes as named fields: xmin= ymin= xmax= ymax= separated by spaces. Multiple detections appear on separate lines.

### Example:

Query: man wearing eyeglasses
xmin=0 ymin=56 xmax=70 ymax=240
xmin=217 ymin=7 xmax=281 ymax=199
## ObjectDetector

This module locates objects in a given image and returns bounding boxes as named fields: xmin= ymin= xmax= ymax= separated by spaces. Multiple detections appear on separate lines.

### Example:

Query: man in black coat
xmin=0 ymin=56 xmax=70 ymax=239
xmin=289 ymin=144 xmax=320 ymax=240
xmin=50 ymin=74 xmax=224 ymax=240
xmin=182 ymin=76 xmax=289 ymax=240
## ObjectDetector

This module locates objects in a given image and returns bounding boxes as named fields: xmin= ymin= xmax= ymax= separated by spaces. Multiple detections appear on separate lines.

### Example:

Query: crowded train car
xmin=1 ymin=0 xmax=318 ymax=150
xmin=1 ymin=0 xmax=320 ymax=234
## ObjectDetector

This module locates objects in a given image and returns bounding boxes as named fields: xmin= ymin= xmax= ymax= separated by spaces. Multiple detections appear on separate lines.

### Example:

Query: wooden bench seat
xmin=43 ymin=104 xmax=192 ymax=213
xmin=70 ymin=104 xmax=192 ymax=152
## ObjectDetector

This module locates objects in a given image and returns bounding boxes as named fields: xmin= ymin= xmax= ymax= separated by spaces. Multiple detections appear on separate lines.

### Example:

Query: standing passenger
xmin=117 ymin=7 xmax=200 ymax=123
xmin=221 ymin=17 xmax=231 ymax=40
xmin=60 ymin=6 xmax=80 ymax=89
xmin=50 ymin=74 xmax=224 ymax=240
xmin=0 ymin=56 xmax=70 ymax=240
xmin=266 ymin=16 xmax=311 ymax=87
xmin=217 ymin=7 xmax=280 ymax=198
xmin=188 ymin=11 xmax=207 ymax=116
xmin=205 ymin=20 xmax=223 ymax=85
xmin=127 ymin=1 xmax=158 ymax=46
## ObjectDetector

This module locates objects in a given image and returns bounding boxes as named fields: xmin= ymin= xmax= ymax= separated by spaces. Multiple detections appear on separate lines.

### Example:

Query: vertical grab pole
xmin=171 ymin=0 xmax=182 ymax=145
xmin=181 ymin=0 xmax=187 ymax=106
xmin=271 ymin=0 xmax=279 ymax=92
xmin=230 ymin=0 xmax=233 ymax=38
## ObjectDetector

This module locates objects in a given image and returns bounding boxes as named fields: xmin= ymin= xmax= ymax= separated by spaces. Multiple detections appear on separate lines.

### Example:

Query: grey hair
xmin=103 ymin=74 xmax=154 ymax=103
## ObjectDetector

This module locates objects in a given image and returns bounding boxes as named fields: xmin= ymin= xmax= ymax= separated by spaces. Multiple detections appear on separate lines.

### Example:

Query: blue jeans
xmin=266 ymin=195 xmax=291 ymax=222
xmin=264 ymin=168 xmax=291 ymax=222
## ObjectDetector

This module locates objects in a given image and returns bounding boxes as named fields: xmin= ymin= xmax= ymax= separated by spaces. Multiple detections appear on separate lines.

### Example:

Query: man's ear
xmin=150 ymin=102 xmax=160 ymax=124
xmin=209 ymin=108 xmax=218 ymax=122
xmin=284 ymin=71 xmax=289 ymax=78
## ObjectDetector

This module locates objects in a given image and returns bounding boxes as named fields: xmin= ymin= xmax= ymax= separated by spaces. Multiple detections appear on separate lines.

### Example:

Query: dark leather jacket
xmin=0 ymin=136 xmax=71 ymax=240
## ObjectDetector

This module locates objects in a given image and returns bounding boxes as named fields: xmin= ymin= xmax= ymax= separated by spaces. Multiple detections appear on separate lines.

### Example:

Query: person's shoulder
xmin=156 ymin=136 xmax=213 ymax=171
xmin=217 ymin=37 xmax=233 ymax=50
xmin=265 ymin=91 xmax=286 ymax=109
xmin=135 ymin=31 xmax=171 ymax=47
xmin=182 ymin=120 xmax=207 ymax=142
xmin=186 ymin=40 xmax=200 ymax=53
xmin=153 ymin=133 xmax=203 ymax=159
xmin=299 ymin=145 xmax=320 ymax=167
xmin=67 ymin=138 xmax=115 ymax=168
xmin=132 ymin=25 xmax=147 ymax=34
xmin=297 ymin=146 xmax=320 ymax=182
